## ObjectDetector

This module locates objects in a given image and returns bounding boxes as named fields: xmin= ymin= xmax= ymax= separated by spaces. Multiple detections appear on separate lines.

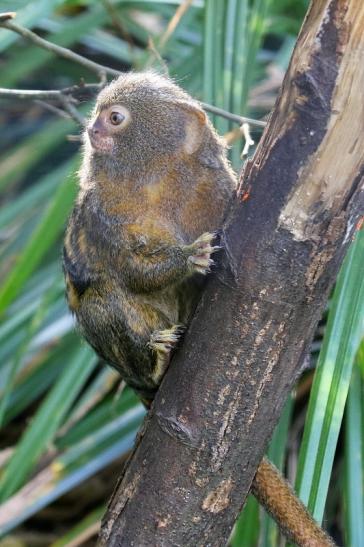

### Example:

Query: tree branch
xmin=99 ymin=1 xmax=364 ymax=545
xmin=0 ymin=83 xmax=103 ymax=100
xmin=159 ymin=0 xmax=193 ymax=50
xmin=0 ymin=83 xmax=102 ymax=125
xmin=0 ymin=19 xmax=120 ymax=78
xmin=201 ymin=102 xmax=267 ymax=128
xmin=0 ymin=13 xmax=266 ymax=130
xmin=58 ymin=96 xmax=87 ymax=126
xmin=0 ymin=87 xmax=266 ymax=129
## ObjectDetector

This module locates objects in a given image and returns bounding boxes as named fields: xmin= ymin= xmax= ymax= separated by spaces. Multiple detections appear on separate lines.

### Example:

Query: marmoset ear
xmin=173 ymin=101 xmax=207 ymax=154
xmin=184 ymin=110 xmax=207 ymax=154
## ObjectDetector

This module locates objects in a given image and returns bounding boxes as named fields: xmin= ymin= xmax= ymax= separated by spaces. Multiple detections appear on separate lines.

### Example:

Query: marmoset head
xmin=85 ymin=71 xmax=214 ymax=178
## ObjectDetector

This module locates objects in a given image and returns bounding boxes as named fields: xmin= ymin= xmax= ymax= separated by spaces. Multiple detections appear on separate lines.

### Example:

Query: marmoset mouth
xmin=87 ymin=132 xmax=114 ymax=154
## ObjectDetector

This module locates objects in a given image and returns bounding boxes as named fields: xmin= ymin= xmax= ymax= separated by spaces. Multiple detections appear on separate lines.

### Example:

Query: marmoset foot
xmin=148 ymin=325 xmax=185 ymax=384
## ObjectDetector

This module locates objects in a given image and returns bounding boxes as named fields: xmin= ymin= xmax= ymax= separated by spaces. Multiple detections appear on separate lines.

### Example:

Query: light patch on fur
xmin=183 ymin=109 xmax=206 ymax=154
xmin=88 ymin=133 xmax=114 ymax=154
xmin=149 ymin=325 xmax=183 ymax=384
xmin=77 ymin=229 xmax=87 ymax=255
xmin=65 ymin=274 xmax=80 ymax=312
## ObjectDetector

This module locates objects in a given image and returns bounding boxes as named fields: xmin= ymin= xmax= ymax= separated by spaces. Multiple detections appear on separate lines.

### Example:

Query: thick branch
xmin=100 ymin=1 xmax=364 ymax=545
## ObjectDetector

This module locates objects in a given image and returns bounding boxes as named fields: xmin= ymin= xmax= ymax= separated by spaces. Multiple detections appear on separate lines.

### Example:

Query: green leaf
xmin=231 ymin=494 xmax=260 ymax=547
xmin=0 ymin=345 xmax=97 ymax=501
xmin=0 ymin=116 xmax=82 ymax=193
xmin=295 ymin=229 xmax=364 ymax=523
xmin=0 ymin=157 xmax=78 ymax=314
xmin=0 ymin=5 xmax=113 ymax=86
xmin=1 ymin=336 xmax=79 ymax=426
xmin=203 ymin=0 xmax=217 ymax=110
xmin=50 ymin=505 xmax=105 ymax=547
xmin=344 ymin=356 xmax=364 ymax=547
xmin=0 ymin=280 xmax=60 ymax=426
xmin=0 ymin=0 xmax=65 ymax=52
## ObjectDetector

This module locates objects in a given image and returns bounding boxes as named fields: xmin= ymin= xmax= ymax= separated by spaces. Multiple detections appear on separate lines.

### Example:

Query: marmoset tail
xmin=63 ymin=71 xmax=335 ymax=547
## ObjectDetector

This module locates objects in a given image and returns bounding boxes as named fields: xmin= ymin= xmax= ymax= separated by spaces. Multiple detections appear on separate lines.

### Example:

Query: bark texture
xmin=100 ymin=1 xmax=364 ymax=545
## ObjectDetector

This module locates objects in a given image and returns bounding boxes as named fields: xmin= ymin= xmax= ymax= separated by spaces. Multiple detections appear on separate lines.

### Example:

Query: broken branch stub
xmin=100 ymin=1 xmax=364 ymax=545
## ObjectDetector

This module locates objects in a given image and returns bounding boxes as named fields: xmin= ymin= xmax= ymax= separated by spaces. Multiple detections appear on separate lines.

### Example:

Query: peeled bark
xmin=100 ymin=1 xmax=364 ymax=545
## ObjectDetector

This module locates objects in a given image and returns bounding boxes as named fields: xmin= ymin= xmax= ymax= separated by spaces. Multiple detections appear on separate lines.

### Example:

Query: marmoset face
xmin=84 ymin=72 xmax=208 ymax=177
xmin=87 ymin=104 xmax=131 ymax=154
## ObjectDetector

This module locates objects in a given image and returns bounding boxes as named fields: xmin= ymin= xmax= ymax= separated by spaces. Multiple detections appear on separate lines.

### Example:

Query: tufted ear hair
xmin=172 ymin=100 xmax=207 ymax=154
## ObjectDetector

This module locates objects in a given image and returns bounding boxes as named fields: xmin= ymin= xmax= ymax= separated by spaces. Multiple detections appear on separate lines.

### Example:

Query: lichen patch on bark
xmin=201 ymin=479 xmax=233 ymax=514
xmin=156 ymin=514 xmax=172 ymax=529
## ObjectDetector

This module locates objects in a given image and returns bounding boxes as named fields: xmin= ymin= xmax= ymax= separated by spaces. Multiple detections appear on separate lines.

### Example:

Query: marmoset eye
xmin=110 ymin=111 xmax=124 ymax=125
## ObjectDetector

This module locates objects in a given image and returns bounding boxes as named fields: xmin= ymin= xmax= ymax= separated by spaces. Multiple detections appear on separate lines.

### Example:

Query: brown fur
xmin=64 ymin=71 xmax=235 ymax=398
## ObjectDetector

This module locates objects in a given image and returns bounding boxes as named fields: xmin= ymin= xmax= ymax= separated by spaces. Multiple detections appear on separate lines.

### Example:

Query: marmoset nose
xmin=88 ymin=118 xmax=103 ymax=138
xmin=87 ymin=126 xmax=97 ymax=140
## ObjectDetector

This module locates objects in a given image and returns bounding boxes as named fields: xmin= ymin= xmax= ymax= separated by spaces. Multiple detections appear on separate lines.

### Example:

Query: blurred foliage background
xmin=0 ymin=0 xmax=363 ymax=545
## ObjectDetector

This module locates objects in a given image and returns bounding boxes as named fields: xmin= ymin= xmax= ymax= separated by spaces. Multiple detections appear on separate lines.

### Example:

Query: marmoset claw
xmin=188 ymin=232 xmax=221 ymax=275
xmin=148 ymin=325 xmax=185 ymax=383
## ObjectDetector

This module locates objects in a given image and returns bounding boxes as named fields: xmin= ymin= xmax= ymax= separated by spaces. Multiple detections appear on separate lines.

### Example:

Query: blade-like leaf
xmin=231 ymin=495 xmax=260 ymax=547
xmin=0 ymin=157 xmax=78 ymax=314
xmin=344 ymin=355 xmax=364 ymax=547
xmin=295 ymin=228 xmax=364 ymax=523
xmin=0 ymin=346 xmax=97 ymax=501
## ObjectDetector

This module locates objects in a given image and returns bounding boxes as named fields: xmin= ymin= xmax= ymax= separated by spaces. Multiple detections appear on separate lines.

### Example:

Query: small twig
xmin=0 ymin=83 xmax=103 ymax=100
xmin=145 ymin=0 xmax=193 ymax=70
xmin=0 ymin=83 xmax=103 ymax=125
xmin=159 ymin=0 xmax=193 ymax=49
xmin=202 ymin=103 xmax=267 ymax=128
xmin=0 ymin=19 xmax=120 ymax=78
xmin=34 ymin=99 xmax=71 ymax=119
xmin=67 ymin=134 xmax=83 ymax=142
xmin=59 ymin=96 xmax=86 ymax=125
xmin=0 ymin=88 xmax=64 ymax=99
xmin=147 ymin=37 xmax=169 ymax=75
xmin=0 ymin=85 xmax=266 ymax=130
xmin=0 ymin=12 xmax=15 ymax=22
xmin=0 ymin=86 xmax=91 ymax=100
xmin=101 ymin=0 xmax=135 ymax=48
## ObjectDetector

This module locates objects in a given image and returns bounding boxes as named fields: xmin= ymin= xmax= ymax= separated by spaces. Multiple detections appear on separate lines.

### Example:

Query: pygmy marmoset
xmin=63 ymin=71 xmax=335 ymax=547
xmin=64 ymin=71 xmax=235 ymax=402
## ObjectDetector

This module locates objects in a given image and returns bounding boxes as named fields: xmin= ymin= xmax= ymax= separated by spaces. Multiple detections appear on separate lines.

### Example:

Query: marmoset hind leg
xmin=75 ymin=283 xmax=186 ymax=395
